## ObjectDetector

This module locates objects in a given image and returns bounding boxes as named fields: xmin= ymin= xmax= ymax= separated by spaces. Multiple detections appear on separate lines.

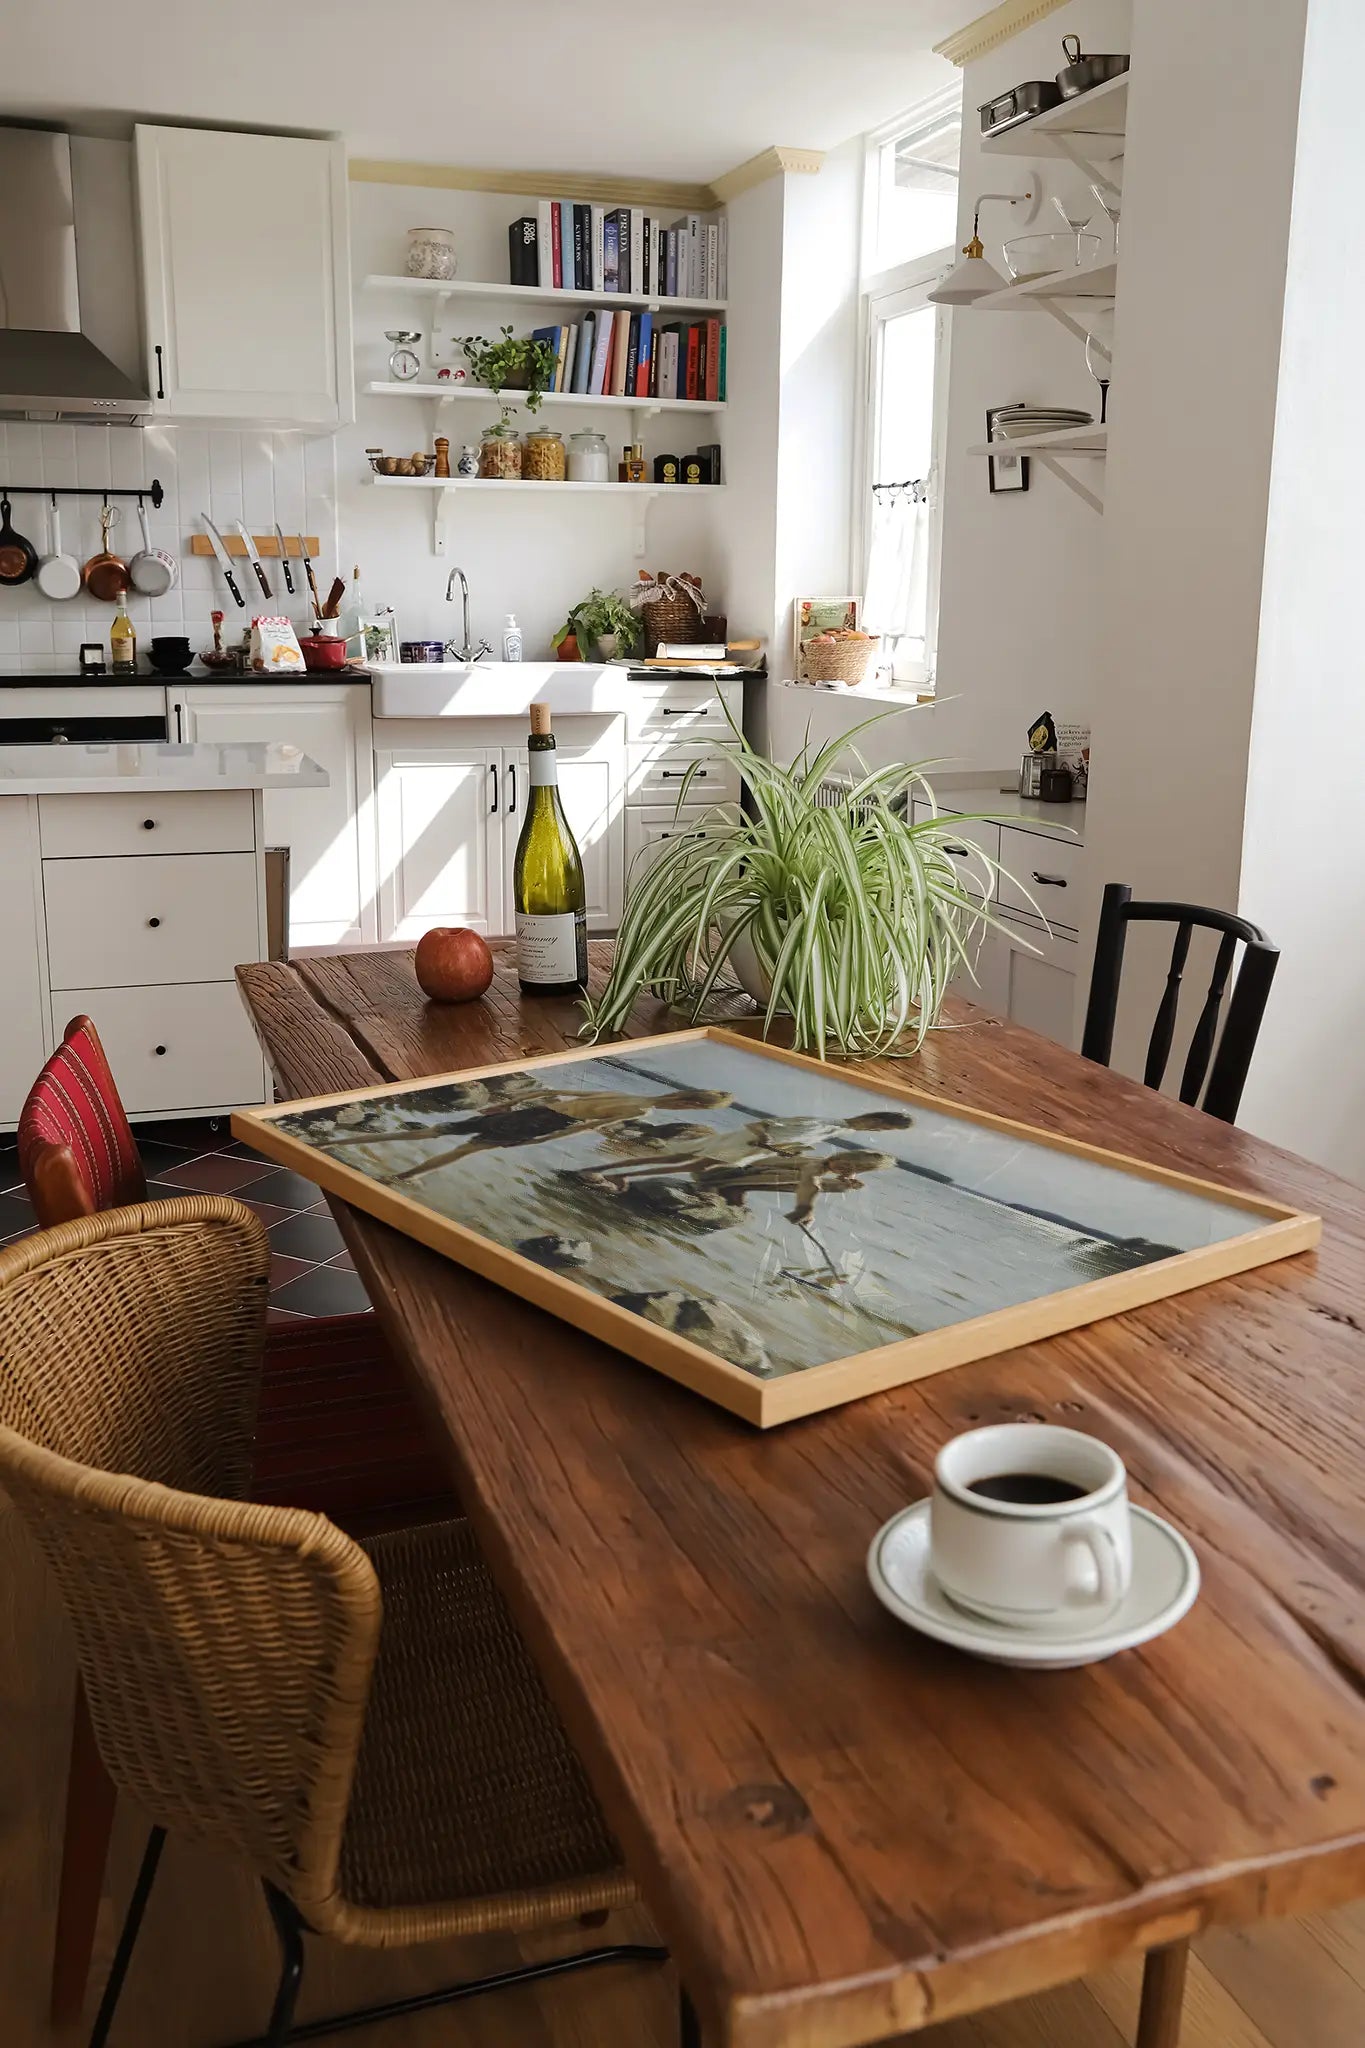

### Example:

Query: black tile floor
xmin=0 ymin=1119 xmax=368 ymax=1324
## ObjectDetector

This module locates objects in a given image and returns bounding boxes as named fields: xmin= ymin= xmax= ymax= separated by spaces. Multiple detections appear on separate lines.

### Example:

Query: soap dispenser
xmin=502 ymin=614 xmax=523 ymax=662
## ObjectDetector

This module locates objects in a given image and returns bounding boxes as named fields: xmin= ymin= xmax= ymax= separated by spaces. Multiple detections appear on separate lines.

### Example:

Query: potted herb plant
xmin=458 ymin=326 xmax=558 ymax=417
xmin=583 ymin=712 xmax=1018 ymax=1059
xmin=552 ymin=587 xmax=643 ymax=662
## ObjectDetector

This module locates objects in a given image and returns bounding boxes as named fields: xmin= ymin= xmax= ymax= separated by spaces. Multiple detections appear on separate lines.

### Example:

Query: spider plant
xmin=583 ymin=711 xmax=1023 ymax=1059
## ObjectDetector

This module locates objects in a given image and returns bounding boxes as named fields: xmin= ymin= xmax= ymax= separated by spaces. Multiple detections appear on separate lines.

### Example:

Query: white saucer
xmin=867 ymin=1502 xmax=1199 ymax=1669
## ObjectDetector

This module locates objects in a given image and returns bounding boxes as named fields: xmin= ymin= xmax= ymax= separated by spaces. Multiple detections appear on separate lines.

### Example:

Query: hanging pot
xmin=127 ymin=499 xmax=178 ymax=596
xmin=35 ymin=500 xmax=83 ymax=601
xmin=83 ymin=504 xmax=130 ymax=602
xmin=0 ymin=495 xmax=39 ymax=586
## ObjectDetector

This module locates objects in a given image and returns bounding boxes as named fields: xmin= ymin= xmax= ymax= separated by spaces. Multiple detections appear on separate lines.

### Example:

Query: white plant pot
xmin=729 ymin=928 xmax=787 ymax=1012
xmin=595 ymin=631 xmax=619 ymax=660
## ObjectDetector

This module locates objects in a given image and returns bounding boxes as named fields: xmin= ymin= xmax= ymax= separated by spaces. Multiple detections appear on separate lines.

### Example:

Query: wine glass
xmin=1084 ymin=308 xmax=1114 ymax=425
xmin=1052 ymin=193 xmax=1095 ymax=265
xmin=1088 ymin=179 xmax=1121 ymax=257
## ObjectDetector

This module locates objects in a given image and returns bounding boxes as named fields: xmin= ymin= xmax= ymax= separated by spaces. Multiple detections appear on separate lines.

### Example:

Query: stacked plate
xmin=992 ymin=405 xmax=1093 ymax=441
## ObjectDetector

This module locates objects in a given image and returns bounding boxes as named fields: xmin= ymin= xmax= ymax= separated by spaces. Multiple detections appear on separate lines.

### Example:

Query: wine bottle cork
xmin=529 ymin=702 xmax=552 ymax=736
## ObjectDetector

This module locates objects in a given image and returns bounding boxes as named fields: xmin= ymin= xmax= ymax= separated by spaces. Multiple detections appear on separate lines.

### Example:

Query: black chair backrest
xmin=1081 ymin=883 xmax=1278 ymax=1124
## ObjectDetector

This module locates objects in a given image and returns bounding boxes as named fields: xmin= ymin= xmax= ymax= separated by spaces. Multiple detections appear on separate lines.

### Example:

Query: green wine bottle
xmin=514 ymin=702 xmax=588 ymax=995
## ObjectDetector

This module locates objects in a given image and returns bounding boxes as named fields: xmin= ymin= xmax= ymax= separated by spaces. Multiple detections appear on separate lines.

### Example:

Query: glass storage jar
xmin=567 ymin=428 xmax=610 ymax=482
xmin=522 ymin=427 xmax=566 ymax=481
xmin=479 ymin=423 xmax=522 ymax=479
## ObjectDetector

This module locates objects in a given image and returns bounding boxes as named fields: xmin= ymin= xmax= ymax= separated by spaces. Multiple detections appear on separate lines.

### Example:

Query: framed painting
xmin=232 ymin=1029 xmax=1319 ymax=1428
xmin=986 ymin=404 xmax=1029 ymax=494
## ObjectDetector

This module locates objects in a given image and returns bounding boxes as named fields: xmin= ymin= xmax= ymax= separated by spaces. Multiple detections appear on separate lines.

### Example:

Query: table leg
xmin=1136 ymin=1939 xmax=1190 ymax=2048
xmin=681 ymin=1988 xmax=702 ymax=2047
xmin=50 ymin=1680 xmax=118 ymax=2025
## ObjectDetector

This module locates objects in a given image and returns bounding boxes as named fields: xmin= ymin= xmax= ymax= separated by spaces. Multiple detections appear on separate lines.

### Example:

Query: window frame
xmin=854 ymin=247 xmax=955 ymax=686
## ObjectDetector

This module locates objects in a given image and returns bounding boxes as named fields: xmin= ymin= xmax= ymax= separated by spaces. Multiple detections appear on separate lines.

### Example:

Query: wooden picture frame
xmin=986 ymin=404 xmax=1029 ymax=493
xmin=232 ymin=1027 xmax=1318 ymax=1428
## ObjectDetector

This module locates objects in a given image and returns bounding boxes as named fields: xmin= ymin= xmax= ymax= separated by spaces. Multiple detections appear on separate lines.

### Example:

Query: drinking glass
xmin=1052 ymin=194 xmax=1095 ymax=265
xmin=1084 ymin=307 xmax=1114 ymax=424
xmin=1088 ymin=179 xmax=1121 ymax=257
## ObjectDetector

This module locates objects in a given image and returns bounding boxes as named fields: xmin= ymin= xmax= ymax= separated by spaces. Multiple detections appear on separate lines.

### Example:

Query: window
xmin=858 ymin=90 xmax=960 ymax=685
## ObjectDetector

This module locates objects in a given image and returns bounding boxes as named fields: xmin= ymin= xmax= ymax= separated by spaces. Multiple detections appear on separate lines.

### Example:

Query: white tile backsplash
xmin=0 ymin=418 xmax=338 ymax=671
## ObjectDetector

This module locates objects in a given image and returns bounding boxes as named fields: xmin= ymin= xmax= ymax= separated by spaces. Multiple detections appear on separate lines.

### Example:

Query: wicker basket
xmin=640 ymin=596 xmax=702 ymax=653
xmin=803 ymin=635 xmax=874 ymax=685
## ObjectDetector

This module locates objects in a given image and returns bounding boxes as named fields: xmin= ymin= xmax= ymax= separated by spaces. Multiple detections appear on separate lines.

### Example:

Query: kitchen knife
xmin=274 ymin=522 xmax=296 ymax=597
xmin=201 ymin=515 xmax=246 ymax=609
xmin=234 ymin=520 xmax=272 ymax=600
xmin=298 ymin=533 xmax=321 ymax=620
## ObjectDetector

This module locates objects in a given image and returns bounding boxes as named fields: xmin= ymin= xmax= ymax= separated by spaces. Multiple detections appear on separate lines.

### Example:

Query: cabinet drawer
xmin=626 ymin=748 xmax=739 ymax=808
xmin=997 ymin=829 xmax=1084 ymax=930
xmin=625 ymin=806 xmax=709 ymax=877
xmin=625 ymin=681 xmax=736 ymax=742
xmin=39 ymin=790 xmax=256 ymax=858
xmin=54 ymin=982 xmax=266 ymax=1114
xmin=44 ymin=854 xmax=261 ymax=990
xmin=912 ymin=808 xmax=1000 ymax=902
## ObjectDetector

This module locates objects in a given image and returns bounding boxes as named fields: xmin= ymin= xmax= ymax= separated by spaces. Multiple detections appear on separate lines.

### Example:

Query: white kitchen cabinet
xmin=134 ymin=125 xmax=353 ymax=426
xmin=176 ymin=684 xmax=377 ymax=948
xmin=375 ymin=744 xmax=503 ymax=941
xmin=0 ymin=801 xmax=49 ymax=1126
xmin=504 ymin=738 xmax=624 ymax=933
xmin=374 ymin=717 xmax=626 ymax=945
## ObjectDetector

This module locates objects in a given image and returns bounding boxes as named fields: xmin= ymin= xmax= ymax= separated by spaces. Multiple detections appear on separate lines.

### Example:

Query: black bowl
xmin=146 ymin=651 xmax=195 ymax=674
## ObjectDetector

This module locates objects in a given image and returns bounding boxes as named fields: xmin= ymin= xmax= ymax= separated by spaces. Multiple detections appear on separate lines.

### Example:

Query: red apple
xmin=414 ymin=926 xmax=495 ymax=1003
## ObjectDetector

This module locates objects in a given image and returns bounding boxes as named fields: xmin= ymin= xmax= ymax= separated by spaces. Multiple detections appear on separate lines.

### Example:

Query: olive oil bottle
xmin=513 ymin=703 xmax=588 ymax=995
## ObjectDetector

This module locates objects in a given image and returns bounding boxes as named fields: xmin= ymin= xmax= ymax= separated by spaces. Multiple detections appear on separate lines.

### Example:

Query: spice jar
xmin=522 ymin=427 xmax=566 ymax=481
xmin=479 ymin=423 xmax=522 ymax=480
xmin=567 ymin=429 xmax=610 ymax=482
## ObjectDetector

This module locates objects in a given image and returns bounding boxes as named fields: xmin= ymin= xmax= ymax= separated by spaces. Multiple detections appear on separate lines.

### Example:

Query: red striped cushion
xmin=17 ymin=1016 xmax=146 ymax=1216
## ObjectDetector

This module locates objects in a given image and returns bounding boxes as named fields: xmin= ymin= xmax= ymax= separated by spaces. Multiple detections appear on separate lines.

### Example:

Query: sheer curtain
xmin=863 ymin=488 xmax=930 ymax=678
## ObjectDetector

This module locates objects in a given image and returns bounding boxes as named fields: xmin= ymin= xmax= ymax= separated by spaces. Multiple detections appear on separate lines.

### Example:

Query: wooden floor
xmin=3 ymin=1489 xmax=1362 ymax=2048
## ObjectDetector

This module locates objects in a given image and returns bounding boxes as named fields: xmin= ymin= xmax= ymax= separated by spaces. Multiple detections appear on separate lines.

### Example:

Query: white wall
xmin=1078 ymin=0 xmax=1310 ymax=1080
xmin=715 ymin=175 xmax=785 ymax=671
xmin=344 ymin=183 xmax=727 ymax=659
xmin=1236 ymin=0 xmax=1365 ymax=1181
xmin=925 ymin=0 xmax=1129 ymax=773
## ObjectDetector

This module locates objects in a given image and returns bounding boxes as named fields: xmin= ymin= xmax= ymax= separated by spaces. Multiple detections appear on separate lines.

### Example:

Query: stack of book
xmin=528 ymin=310 xmax=725 ymax=403
xmin=509 ymin=202 xmax=727 ymax=301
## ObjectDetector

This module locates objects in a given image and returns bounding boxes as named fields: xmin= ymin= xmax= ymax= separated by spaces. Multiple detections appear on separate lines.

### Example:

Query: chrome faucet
xmin=444 ymin=566 xmax=491 ymax=663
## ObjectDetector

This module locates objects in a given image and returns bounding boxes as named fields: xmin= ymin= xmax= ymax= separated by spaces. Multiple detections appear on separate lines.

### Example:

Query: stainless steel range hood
xmin=0 ymin=127 xmax=150 ymax=423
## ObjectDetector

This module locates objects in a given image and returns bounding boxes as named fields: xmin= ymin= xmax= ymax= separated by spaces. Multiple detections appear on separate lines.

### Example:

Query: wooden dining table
xmin=237 ymin=942 xmax=1365 ymax=2048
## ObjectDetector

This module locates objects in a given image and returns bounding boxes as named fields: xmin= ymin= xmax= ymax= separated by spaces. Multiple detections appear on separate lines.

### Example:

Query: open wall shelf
xmin=362 ymin=470 xmax=725 ymax=557
xmin=980 ymin=76 xmax=1127 ymax=162
xmin=362 ymin=274 xmax=726 ymax=316
xmin=363 ymin=381 xmax=724 ymax=419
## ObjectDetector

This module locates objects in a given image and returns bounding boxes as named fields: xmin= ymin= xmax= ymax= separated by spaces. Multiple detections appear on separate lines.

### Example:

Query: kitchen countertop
xmin=924 ymin=780 xmax=1086 ymax=844
xmin=0 ymin=742 xmax=329 ymax=796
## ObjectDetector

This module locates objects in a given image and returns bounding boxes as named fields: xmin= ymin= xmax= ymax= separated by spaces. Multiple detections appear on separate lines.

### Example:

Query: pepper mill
xmin=433 ymin=435 xmax=451 ymax=478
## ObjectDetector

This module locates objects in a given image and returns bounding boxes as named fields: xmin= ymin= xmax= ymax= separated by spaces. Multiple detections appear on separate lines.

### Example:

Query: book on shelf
xmin=718 ymin=324 xmax=727 ymax=401
xmin=572 ymin=203 xmax=591 ymax=291
xmin=535 ymin=200 xmax=554 ymax=288
xmin=702 ymin=315 xmax=721 ymax=402
xmin=705 ymin=223 xmax=719 ymax=302
xmin=589 ymin=310 xmax=614 ymax=395
xmin=557 ymin=325 xmax=575 ymax=391
xmin=629 ymin=210 xmax=644 ymax=298
xmin=623 ymin=312 xmax=641 ymax=394
xmin=717 ymin=215 xmax=728 ymax=298
xmin=572 ymin=311 xmax=595 ymax=392
xmin=684 ymin=323 xmax=700 ymax=401
xmin=641 ymin=213 xmax=653 ymax=296
xmin=509 ymin=215 xmax=537 ymax=287
xmin=610 ymin=308 xmax=632 ymax=394
xmin=635 ymin=311 xmax=653 ymax=398
xmin=591 ymin=204 xmax=606 ymax=293
xmin=603 ymin=213 xmax=621 ymax=292
xmin=665 ymin=228 xmax=678 ymax=298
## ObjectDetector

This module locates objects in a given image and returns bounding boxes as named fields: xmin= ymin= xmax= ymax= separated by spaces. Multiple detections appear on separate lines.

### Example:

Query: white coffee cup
xmin=930 ymin=1424 xmax=1132 ymax=1630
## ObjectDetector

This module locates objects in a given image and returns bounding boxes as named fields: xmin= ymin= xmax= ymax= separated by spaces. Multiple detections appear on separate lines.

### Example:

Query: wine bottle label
xmin=527 ymin=753 xmax=558 ymax=787
xmin=516 ymin=910 xmax=583 ymax=983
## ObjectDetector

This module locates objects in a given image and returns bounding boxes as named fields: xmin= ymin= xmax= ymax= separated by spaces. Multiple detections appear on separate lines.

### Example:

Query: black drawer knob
xmin=154 ymin=1044 xmax=167 ymax=1056
xmin=142 ymin=818 xmax=156 ymax=830
xmin=147 ymin=917 xmax=161 ymax=928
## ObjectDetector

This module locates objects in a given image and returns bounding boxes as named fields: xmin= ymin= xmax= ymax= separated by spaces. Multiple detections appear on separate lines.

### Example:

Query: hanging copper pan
xmin=83 ymin=503 xmax=130 ymax=601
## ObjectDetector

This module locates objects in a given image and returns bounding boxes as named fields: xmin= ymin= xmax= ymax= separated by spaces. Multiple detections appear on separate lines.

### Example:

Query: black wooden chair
xmin=1081 ymin=883 xmax=1279 ymax=1124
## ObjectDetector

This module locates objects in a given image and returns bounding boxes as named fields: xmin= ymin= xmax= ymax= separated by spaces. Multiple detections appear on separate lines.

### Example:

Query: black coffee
xmin=967 ymin=1472 xmax=1089 ymax=1505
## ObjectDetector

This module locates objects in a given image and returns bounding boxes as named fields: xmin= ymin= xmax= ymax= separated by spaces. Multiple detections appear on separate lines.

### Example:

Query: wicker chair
xmin=0 ymin=1202 xmax=664 ymax=2048
xmin=19 ymin=1013 xmax=460 ymax=2028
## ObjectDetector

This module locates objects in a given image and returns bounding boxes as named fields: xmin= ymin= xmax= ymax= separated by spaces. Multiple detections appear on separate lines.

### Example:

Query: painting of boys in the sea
xmin=266 ymin=1035 xmax=1281 ymax=1392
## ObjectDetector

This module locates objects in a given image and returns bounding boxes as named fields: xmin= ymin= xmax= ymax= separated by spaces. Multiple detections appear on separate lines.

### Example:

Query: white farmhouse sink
xmin=368 ymin=661 xmax=622 ymax=719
